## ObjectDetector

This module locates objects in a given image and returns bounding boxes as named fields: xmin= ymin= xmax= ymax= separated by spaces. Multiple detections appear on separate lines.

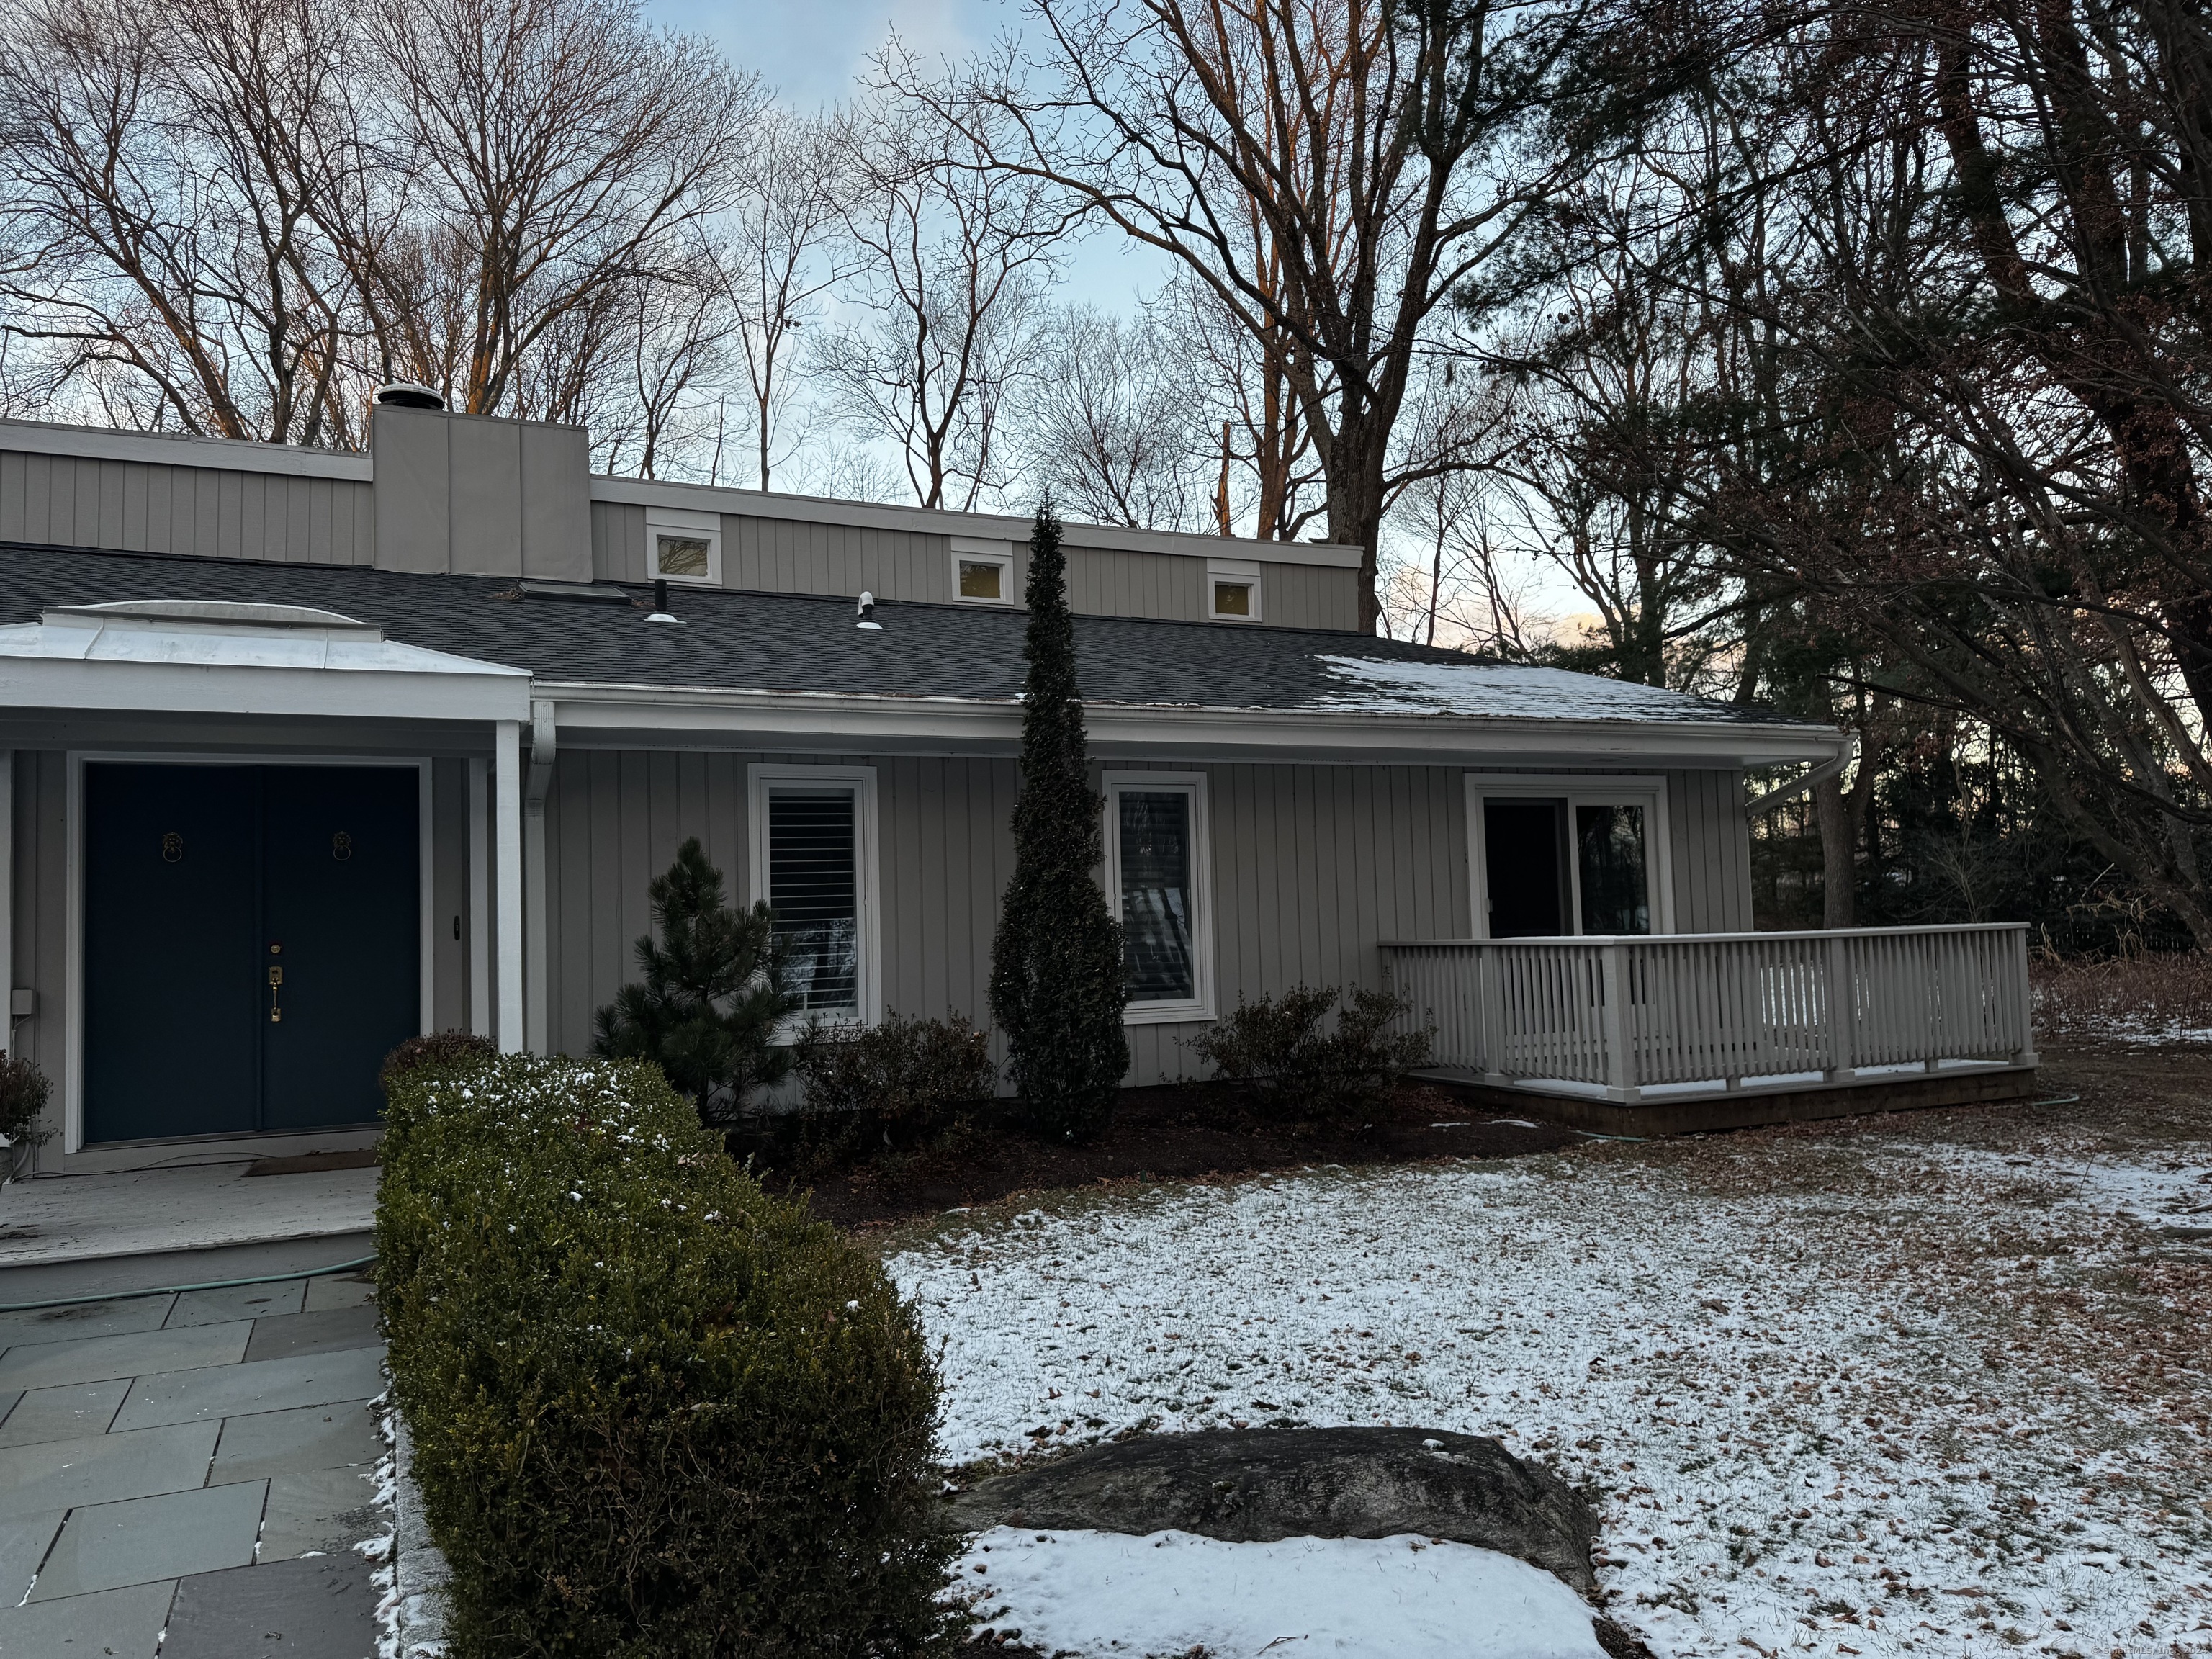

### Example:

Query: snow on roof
xmin=1307 ymin=655 xmax=1761 ymax=723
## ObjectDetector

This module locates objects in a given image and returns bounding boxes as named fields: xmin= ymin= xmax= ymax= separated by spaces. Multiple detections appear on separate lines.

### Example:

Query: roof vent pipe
xmin=857 ymin=590 xmax=881 ymax=631
xmin=645 ymin=577 xmax=682 ymax=625
xmin=373 ymin=382 xmax=445 ymax=410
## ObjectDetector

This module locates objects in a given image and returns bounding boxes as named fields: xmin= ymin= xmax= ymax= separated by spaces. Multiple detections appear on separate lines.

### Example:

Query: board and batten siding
xmin=0 ymin=449 xmax=374 ymax=565
xmin=1668 ymin=768 xmax=1753 ymax=932
xmin=539 ymin=750 xmax=1478 ymax=1086
xmin=588 ymin=500 xmax=1360 ymax=631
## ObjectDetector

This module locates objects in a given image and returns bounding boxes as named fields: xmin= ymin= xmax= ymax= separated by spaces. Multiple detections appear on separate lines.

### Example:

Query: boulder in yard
xmin=937 ymin=1426 xmax=1599 ymax=1597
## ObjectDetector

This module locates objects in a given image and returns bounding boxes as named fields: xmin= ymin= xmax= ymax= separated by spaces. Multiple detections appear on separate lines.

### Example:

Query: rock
xmin=937 ymin=1426 xmax=1599 ymax=1597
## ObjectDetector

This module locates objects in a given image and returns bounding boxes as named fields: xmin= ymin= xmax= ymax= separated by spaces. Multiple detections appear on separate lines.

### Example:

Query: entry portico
xmin=0 ymin=597 xmax=531 ymax=1166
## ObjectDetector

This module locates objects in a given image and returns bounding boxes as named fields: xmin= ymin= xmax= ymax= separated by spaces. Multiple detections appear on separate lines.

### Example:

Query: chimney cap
xmin=374 ymin=382 xmax=445 ymax=411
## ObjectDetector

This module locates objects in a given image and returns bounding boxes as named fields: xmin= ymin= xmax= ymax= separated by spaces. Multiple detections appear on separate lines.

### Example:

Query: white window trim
xmin=747 ymin=763 xmax=881 ymax=1032
xmin=1206 ymin=557 xmax=1263 ymax=623
xmin=949 ymin=535 xmax=1015 ymax=605
xmin=1464 ymin=773 xmax=1676 ymax=939
xmin=1102 ymin=770 xmax=1215 ymax=1025
xmin=646 ymin=506 xmax=723 ymax=587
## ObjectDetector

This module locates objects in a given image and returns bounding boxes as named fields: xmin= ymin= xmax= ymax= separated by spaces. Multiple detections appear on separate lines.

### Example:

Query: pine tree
xmin=591 ymin=837 xmax=798 ymax=1125
xmin=989 ymin=500 xmax=1130 ymax=1138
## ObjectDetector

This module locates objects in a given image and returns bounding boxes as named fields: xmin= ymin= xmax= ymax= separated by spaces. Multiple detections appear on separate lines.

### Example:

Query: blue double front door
xmin=83 ymin=762 xmax=421 ymax=1144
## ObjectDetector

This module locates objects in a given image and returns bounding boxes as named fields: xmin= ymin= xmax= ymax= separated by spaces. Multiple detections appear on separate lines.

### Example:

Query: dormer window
xmin=646 ymin=507 xmax=721 ymax=586
xmin=1208 ymin=557 xmax=1262 ymax=621
xmin=950 ymin=536 xmax=1015 ymax=605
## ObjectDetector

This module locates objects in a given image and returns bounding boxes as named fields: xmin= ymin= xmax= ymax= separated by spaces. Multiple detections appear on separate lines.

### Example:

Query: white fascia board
xmin=0 ymin=417 xmax=372 ymax=482
xmin=541 ymin=682 xmax=1845 ymax=767
xmin=589 ymin=475 xmax=1362 ymax=570
xmin=0 ymin=657 xmax=531 ymax=722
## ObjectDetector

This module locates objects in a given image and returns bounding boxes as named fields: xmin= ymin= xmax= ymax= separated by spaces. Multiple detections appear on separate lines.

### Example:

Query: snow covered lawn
xmin=891 ymin=1070 xmax=2212 ymax=1659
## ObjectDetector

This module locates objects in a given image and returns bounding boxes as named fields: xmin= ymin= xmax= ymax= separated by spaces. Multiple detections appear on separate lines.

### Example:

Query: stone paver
xmin=30 ymin=1480 xmax=267 ymax=1599
xmin=0 ymin=1378 xmax=128 ymax=1447
xmin=168 ymin=1280 xmax=307 ymax=1326
xmin=111 ymin=1344 xmax=385 ymax=1431
xmin=260 ymin=1467 xmax=381 ymax=1558
xmin=243 ymin=1303 xmax=381 ymax=1364
xmin=0 ymin=1259 xmax=386 ymax=1658
xmin=211 ymin=1398 xmax=382 ymax=1483
xmin=0 ymin=1421 xmax=220 ymax=1519
xmin=302 ymin=1272 xmax=375 ymax=1313
xmin=161 ymin=1555 xmax=379 ymax=1659
xmin=0 ymin=1577 xmax=174 ymax=1657
xmin=0 ymin=1320 xmax=249 ymax=1391
xmin=0 ymin=1293 xmax=174 ymax=1348
xmin=0 ymin=1509 xmax=65 ymax=1603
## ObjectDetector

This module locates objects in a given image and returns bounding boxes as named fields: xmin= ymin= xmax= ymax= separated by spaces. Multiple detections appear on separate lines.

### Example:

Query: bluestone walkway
xmin=0 ymin=1268 xmax=385 ymax=1657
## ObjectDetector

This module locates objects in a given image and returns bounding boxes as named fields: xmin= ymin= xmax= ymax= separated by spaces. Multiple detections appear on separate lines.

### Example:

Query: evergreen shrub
xmin=793 ymin=1010 xmax=995 ymax=1151
xmin=1190 ymin=984 xmax=1433 ymax=1130
xmin=989 ymin=501 xmax=1129 ymax=1139
xmin=379 ymin=1028 xmax=497 ymax=1089
xmin=377 ymin=1053 xmax=954 ymax=1658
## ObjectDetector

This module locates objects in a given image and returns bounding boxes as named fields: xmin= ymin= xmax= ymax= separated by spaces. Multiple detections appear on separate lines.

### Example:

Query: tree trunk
xmin=1813 ymin=774 xmax=1857 ymax=929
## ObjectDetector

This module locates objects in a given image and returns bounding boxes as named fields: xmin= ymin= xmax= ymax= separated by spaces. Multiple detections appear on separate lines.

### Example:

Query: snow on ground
xmin=891 ymin=1112 xmax=2212 ymax=1659
xmin=950 ymin=1527 xmax=1609 ymax=1658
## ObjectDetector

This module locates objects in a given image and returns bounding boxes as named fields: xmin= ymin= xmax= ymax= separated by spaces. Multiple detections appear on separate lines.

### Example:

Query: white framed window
xmin=646 ymin=507 xmax=722 ymax=586
xmin=1207 ymin=557 xmax=1262 ymax=622
xmin=1465 ymin=774 xmax=1674 ymax=939
xmin=1103 ymin=770 xmax=1215 ymax=1024
xmin=748 ymin=764 xmax=881 ymax=1028
xmin=950 ymin=536 xmax=1015 ymax=604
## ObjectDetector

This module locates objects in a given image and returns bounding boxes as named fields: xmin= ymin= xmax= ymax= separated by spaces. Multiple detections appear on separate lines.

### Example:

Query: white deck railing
xmin=1379 ymin=923 xmax=2038 ymax=1102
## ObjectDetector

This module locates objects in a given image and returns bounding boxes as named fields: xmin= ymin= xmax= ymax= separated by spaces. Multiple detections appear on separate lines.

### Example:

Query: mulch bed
xmin=743 ymin=1080 xmax=1578 ymax=1232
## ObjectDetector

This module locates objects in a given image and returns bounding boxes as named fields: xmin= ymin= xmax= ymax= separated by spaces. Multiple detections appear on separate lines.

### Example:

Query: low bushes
xmin=379 ymin=1028 xmax=496 ymax=1088
xmin=1190 ymin=984 xmax=1432 ymax=1130
xmin=377 ymin=1053 xmax=955 ymax=1658
xmin=793 ymin=1010 xmax=996 ymax=1152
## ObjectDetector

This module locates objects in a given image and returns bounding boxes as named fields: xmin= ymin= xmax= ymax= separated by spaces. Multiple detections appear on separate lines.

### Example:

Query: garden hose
xmin=0 ymin=1253 xmax=377 ymax=1313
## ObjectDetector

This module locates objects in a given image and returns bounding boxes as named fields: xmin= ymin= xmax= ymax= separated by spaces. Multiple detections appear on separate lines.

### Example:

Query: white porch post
xmin=495 ymin=719 xmax=525 ymax=1053
xmin=468 ymin=757 xmax=490 ymax=1040
xmin=523 ymin=699 xmax=553 ymax=1054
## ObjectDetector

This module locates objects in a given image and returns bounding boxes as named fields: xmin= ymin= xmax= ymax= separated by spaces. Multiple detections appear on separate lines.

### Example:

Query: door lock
xmin=268 ymin=964 xmax=284 ymax=1023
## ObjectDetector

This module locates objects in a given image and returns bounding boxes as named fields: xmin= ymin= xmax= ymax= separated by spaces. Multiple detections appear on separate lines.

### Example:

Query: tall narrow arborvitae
xmin=989 ymin=500 xmax=1128 ymax=1138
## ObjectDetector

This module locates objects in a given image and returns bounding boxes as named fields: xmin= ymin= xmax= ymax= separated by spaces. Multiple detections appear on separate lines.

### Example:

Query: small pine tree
xmin=989 ymin=500 xmax=1130 ymax=1138
xmin=591 ymin=837 xmax=798 ymax=1125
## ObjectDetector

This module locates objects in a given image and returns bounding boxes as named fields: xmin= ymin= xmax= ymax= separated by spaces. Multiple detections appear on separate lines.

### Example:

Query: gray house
xmin=0 ymin=400 xmax=2031 ymax=1175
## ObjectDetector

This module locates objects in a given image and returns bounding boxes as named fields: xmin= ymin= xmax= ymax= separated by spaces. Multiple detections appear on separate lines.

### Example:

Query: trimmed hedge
xmin=377 ymin=1054 xmax=955 ymax=1658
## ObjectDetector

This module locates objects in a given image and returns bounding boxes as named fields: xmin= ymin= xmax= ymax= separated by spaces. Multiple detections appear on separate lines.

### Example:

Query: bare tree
xmin=1014 ymin=302 xmax=1202 ymax=528
xmin=0 ymin=0 xmax=360 ymax=441
xmin=712 ymin=107 xmax=854 ymax=490
xmin=359 ymin=0 xmax=760 ymax=415
xmin=811 ymin=83 xmax=1073 ymax=511
xmin=932 ymin=0 xmax=1600 ymax=628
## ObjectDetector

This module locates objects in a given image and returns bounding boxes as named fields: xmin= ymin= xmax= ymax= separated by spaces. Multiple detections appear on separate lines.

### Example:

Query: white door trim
xmin=1463 ymin=772 xmax=1676 ymax=939
xmin=64 ymin=751 xmax=436 ymax=1154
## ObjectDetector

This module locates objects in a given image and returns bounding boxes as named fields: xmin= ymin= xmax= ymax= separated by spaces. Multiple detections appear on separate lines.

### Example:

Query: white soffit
xmin=0 ymin=600 xmax=531 ymax=721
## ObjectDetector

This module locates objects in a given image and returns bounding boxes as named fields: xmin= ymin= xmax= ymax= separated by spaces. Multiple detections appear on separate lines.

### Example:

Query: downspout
xmin=523 ymin=698 xmax=554 ymax=1053
xmin=1742 ymin=739 xmax=1855 ymax=814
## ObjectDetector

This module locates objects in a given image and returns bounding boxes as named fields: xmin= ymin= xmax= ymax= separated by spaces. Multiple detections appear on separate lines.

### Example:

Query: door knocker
xmin=332 ymin=831 xmax=352 ymax=862
xmin=161 ymin=831 xmax=184 ymax=863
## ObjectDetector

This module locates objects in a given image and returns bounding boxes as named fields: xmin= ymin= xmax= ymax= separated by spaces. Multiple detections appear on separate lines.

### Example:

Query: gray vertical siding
xmin=1667 ymin=769 xmax=1753 ymax=932
xmin=14 ymin=751 xmax=66 ymax=1146
xmin=372 ymin=408 xmax=591 ymax=580
xmin=539 ymin=749 xmax=1471 ymax=1086
xmin=431 ymin=758 xmax=469 ymax=1032
xmin=585 ymin=502 xmax=1361 ymax=631
xmin=0 ymin=450 xmax=374 ymax=565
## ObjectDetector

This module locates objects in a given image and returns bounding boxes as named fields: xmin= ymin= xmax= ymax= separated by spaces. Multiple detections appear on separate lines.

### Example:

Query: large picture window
xmin=748 ymin=765 xmax=879 ymax=1025
xmin=1103 ymin=772 xmax=1214 ymax=1022
xmin=1466 ymin=775 xmax=1671 ymax=939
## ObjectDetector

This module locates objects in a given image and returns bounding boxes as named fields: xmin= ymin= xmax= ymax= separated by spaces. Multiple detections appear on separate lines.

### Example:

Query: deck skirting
xmin=1418 ymin=1062 xmax=2043 ymax=1136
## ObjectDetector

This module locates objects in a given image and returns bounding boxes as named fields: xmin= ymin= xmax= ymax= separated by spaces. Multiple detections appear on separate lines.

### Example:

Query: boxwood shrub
xmin=377 ymin=1053 xmax=955 ymax=1658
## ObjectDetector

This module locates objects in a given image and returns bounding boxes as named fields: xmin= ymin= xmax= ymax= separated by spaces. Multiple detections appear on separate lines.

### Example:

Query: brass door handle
xmin=268 ymin=965 xmax=283 ymax=1023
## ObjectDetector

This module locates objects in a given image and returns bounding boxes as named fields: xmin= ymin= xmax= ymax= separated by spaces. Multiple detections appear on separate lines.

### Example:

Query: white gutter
xmin=538 ymin=680 xmax=1845 ymax=768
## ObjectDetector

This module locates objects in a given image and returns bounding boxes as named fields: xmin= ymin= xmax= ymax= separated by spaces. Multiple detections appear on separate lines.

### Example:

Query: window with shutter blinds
xmin=766 ymin=787 xmax=860 ymax=1013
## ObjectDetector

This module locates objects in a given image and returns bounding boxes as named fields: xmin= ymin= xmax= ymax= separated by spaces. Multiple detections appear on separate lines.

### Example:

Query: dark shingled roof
xmin=0 ymin=541 xmax=1796 ymax=727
